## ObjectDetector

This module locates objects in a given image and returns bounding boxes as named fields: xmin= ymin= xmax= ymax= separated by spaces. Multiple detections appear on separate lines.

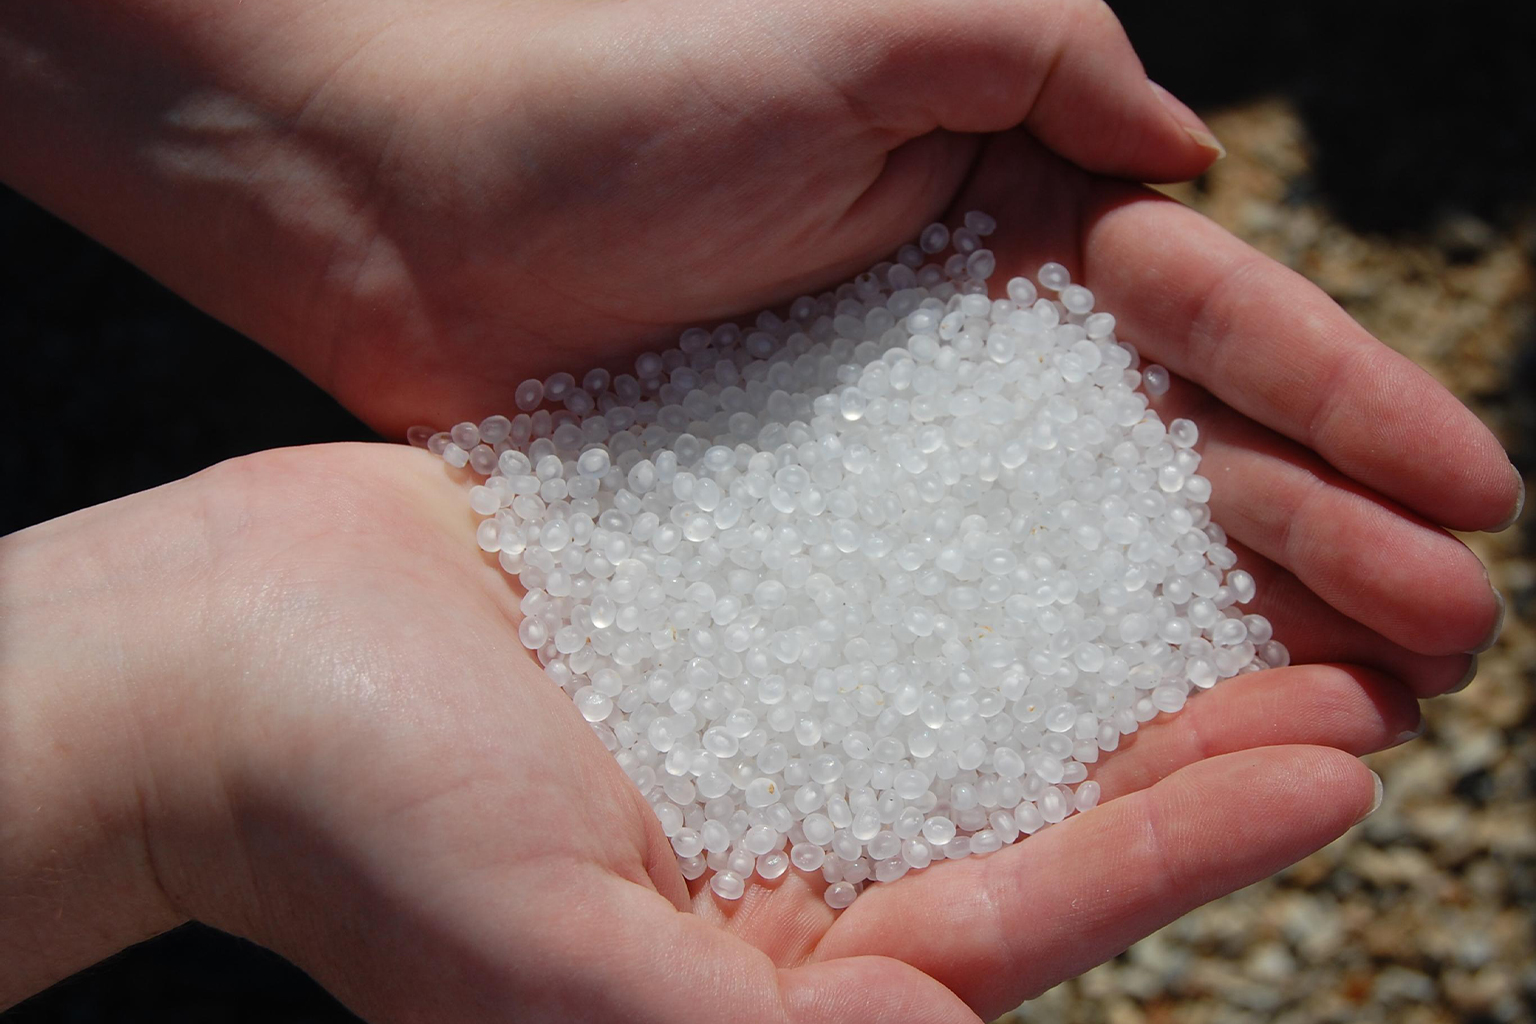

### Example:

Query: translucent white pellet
xmin=756 ymin=851 xmax=789 ymax=880
xmin=1006 ymin=276 xmax=1037 ymax=306
xmin=1060 ymin=284 xmax=1094 ymax=315
xmin=1037 ymin=262 xmax=1070 ymax=291
xmin=1169 ymin=418 xmax=1199 ymax=448
xmin=576 ymin=448 xmax=611 ymax=478
xmin=468 ymin=444 xmax=498 ymax=475
xmin=790 ymin=842 xmax=826 ymax=872
xmin=710 ymin=870 xmax=745 ymax=900
xmin=514 ymin=379 xmax=544 ymax=411
xmin=967 ymin=249 xmax=996 ymax=280
xmin=450 ymin=421 xmax=480 ymax=449
xmin=824 ymin=882 xmax=858 ymax=909
xmin=469 ymin=485 xmax=500 ymax=516
xmin=1143 ymin=364 xmax=1171 ymax=396
xmin=963 ymin=210 xmax=997 ymax=236
xmin=424 ymin=212 xmax=1274 ymax=911
xmin=919 ymin=222 xmax=950 ymax=254
xmin=479 ymin=415 xmax=512 ymax=444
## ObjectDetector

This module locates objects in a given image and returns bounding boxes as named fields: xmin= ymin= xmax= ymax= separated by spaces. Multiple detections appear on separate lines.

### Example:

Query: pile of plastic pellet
xmin=414 ymin=213 xmax=1285 ymax=909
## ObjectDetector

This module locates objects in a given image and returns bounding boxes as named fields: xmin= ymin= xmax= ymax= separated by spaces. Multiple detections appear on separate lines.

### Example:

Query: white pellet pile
xmin=415 ymin=213 xmax=1286 ymax=909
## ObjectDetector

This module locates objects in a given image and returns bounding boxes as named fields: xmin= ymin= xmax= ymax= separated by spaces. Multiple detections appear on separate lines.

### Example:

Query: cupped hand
xmin=267 ymin=0 xmax=1228 ymax=434
xmin=7 ymin=0 xmax=1220 ymax=436
xmin=92 ymin=441 xmax=1431 ymax=1024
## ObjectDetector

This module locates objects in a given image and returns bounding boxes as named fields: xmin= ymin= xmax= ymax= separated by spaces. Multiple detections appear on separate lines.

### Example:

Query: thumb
xmin=779 ymin=0 xmax=1222 ymax=182
xmin=781 ymin=957 xmax=985 ymax=1024
xmin=598 ymin=905 xmax=989 ymax=1024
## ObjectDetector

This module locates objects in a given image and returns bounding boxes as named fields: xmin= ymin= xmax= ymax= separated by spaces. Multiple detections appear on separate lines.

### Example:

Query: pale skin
xmin=0 ymin=0 xmax=1522 ymax=1020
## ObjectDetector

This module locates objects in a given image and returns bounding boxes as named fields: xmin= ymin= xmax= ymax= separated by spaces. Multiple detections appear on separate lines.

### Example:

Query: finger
xmin=1147 ymin=377 xmax=1501 ymax=655
xmin=1217 ymin=538 xmax=1474 ymax=697
xmin=780 ymin=957 xmax=984 ymax=1024
xmin=945 ymin=131 xmax=1520 ymax=532
xmin=687 ymin=864 xmax=834 ymax=968
xmin=1087 ymin=664 xmax=1420 ymax=801
xmin=816 ymin=745 xmax=1377 ymax=1020
xmin=580 ymin=883 xmax=982 ymax=1024
xmin=940 ymin=140 xmax=1492 ymax=669
xmin=777 ymin=0 xmax=1221 ymax=181
xmin=1074 ymin=179 xmax=1522 ymax=532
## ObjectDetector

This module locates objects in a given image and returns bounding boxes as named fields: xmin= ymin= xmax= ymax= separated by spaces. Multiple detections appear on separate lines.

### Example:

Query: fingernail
xmin=1148 ymin=80 xmax=1226 ymax=160
xmin=1368 ymin=771 xmax=1384 ymax=817
xmin=1468 ymin=587 xmax=1506 ymax=654
xmin=1491 ymin=469 xmax=1524 ymax=532
xmin=1449 ymin=654 xmax=1478 ymax=694
xmin=1389 ymin=719 xmax=1426 ymax=748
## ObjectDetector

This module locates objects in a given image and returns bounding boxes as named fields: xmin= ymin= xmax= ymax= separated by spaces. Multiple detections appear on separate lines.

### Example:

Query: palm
xmin=167 ymin=314 xmax=1497 ymax=1022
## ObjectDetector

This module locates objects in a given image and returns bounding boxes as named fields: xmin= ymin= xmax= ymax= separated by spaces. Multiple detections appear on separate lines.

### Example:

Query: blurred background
xmin=2 ymin=1 xmax=1532 ymax=1021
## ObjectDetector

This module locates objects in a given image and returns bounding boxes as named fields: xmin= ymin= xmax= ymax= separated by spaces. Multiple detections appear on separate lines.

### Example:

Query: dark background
xmin=3 ymin=1 xmax=1533 ymax=1020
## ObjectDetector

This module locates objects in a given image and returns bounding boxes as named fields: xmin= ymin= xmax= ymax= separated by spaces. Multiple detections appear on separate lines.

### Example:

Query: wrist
xmin=0 ymin=474 xmax=234 ymax=1005
xmin=2 ymin=3 xmax=561 ymax=435
xmin=1 ymin=3 xmax=391 ymax=399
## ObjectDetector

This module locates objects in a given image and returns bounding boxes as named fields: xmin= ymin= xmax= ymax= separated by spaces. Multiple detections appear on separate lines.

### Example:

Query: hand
xmin=0 ymin=442 xmax=1459 ymax=1022
xmin=4 ymin=0 xmax=1220 ymax=435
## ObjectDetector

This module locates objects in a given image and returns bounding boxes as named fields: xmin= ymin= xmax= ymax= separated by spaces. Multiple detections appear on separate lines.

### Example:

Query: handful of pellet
xmin=417 ymin=213 xmax=1286 ymax=909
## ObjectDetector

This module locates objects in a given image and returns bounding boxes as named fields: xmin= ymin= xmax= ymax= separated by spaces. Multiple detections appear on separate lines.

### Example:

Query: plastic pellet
xmin=420 ymin=213 xmax=1275 ymax=910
